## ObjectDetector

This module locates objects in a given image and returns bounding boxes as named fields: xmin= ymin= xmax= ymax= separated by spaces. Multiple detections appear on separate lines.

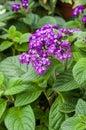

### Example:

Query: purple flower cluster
xmin=10 ymin=0 xmax=29 ymax=11
xmin=72 ymin=5 xmax=84 ymax=17
xmin=21 ymin=0 xmax=29 ymax=9
xmin=19 ymin=24 xmax=80 ymax=75
xmin=72 ymin=5 xmax=86 ymax=23
xmin=11 ymin=4 xmax=20 ymax=11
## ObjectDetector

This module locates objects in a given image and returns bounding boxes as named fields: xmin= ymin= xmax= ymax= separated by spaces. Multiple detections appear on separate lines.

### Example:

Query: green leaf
xmin=73 ymin=58 xmax=86 ymax=85
xmin=54 ymin=16 xmax=66 ymax=26
xmin=0 ymin=72 xmax=4 ymax=85
xmin=59 ymin=102 xmax=75 ymax=113
xmin=0 ymin=22 xmax=5 ymax=27
xmin=19 ymin=33 xmax=31 ymax=44
xmin=8 ymin=25 xmax=16 ymax=34
xmin=4 ymin=78 xmax=31 ymax=95
xmin=0 ymin=56 xmax=58 ymax=83
xmin=15 ymin=43 xmax=28 ymax=52
xmin=0 ymin=56 xmax=33 ymax=79
xmin=53 ymin=70 xmax=80 ymax=92
xmin=49 ymin=97 xmax=65 ymax=130
xmin=0 ymin=12 xmax=14 ymax=22
xmin=4 ymin=105 xmax=35 ymax=130
xmin=49 ymin=0 xmax=57 ymax=13
xmin=72 ymin=51 xmax=84 ymax=61
xmin=63 ymin=20 xmax=81 ymax=28
xmin=36 ymin=16 xmax=57 ymax=28
xmin=23 ymin=13 xmax=40 ymax=25
xmin=15 ymin=86 xmax=41 ymax=106
xmin=0 ymin=98 xmax=7 ymax=118
xmin=0 ymin=41 xmax=13 ymax=52
xmin=75 ymin=99 xmax=86 ymax=116
xmin=61 ymin=117 xmax=82 ymax=130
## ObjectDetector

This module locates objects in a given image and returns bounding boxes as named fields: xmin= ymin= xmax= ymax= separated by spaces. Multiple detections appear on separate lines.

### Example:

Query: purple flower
xmin=19 ymin=24 xmax=72 ymax=75
xmin=82 ymin=15 xmax=86 ymax=23
xmin=72 ymin=5 xmax=84 ymax=17
xmin=19 ymin=52 xmax=30 ymax=64
xmin=11 ymin=4 xmax=21 ymax=11
xmin=21 ymin=0 xmax=29 ymax=9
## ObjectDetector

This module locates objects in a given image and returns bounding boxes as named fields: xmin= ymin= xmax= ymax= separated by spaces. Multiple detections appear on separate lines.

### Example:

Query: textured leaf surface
xmin=15 ymin=86 xmax=41 ymax=106
xmin=0 ymin=56 xmax=58 ymax=83
xmin=75 ymin=99 xmax=86 ymax=116
xmin=5 ymin=105 xmax=35 ymax=130
xmin=53 ymin=70 xmax=80 ymax=92
xmin=73 ymin=58 xmax=86 ymax=85
xmin=49 ymin=97 xmax=65 ymax=130
xmin=61 ymin=117 xmax=81 ymax=130
xmin=4 ymin=78 xmax=32 ymax=95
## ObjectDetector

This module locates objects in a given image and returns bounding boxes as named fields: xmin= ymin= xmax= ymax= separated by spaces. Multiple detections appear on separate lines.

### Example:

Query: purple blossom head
xmin=72 ymin=5 xmax=84 ymax=17
xmin=19 ymin=24 xmax=73 ymax=75
xmin=21 ymin=0 xmax=29 ymax=9
xmin=82 ymin=15 xmax=86 ymax=23
xmin=11 ymin=4 xmax=21 ymax=11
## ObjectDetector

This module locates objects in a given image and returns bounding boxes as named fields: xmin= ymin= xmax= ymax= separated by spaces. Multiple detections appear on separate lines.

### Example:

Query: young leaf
xmin=73 ymin=58 xmax=86 ymax=85
xmin=59 ymin=102 xmax=75 ymax=113
xmin=53 ymin=70 xmax=80 ymax=92
xmin=0 ymin=41 xmax=13 ymax=52
xmin=4 ymin=105 xmax=35 ymax=130
xmin=0 ymin=98 xmax=7 ymax=118
xmin=49 ymin=97 xmax=65 ymax=130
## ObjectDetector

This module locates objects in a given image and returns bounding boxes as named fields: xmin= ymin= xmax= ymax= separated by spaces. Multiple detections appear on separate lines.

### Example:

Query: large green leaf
xmin=0 ymin=56 xmax=33 ymax=79
xmin=0 ymin=41 xmax=13 ymax=52
xmin=53 ymin=70 xmax=80 ymax=92
xmin=4 ymin=105 xmax=35 ymax=130
xmin=73 ymin=58 xmax=86 ymax=85
xmin=0 ymin=56 xmax=58 ymax=83
xmin=15 ymin=86 xmax=41 ymax=106
xmin=75 ymin=99 xmax=86 ymax=116
xmin=49 ymin=97 xmax=65 ymax=130
xmin=61 ymin=116 xmax=83 ymax=130
xmin=4 ymin=78 xmax=31 ymax=95
xmin=23 ymin=13 xmax=40 ymax=25
xmin=0 ymin=98 xmax=7 ymax=118
xmin=36 ymin=16 xmax=57 ymax=28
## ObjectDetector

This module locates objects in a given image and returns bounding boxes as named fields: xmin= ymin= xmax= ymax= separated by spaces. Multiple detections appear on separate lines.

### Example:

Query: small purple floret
xmin=82 ymin=15 xmax=86 ymax=23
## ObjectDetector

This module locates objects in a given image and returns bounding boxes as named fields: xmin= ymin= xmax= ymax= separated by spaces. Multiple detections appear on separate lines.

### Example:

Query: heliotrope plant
xmin=0 ymin=2 xmax=86 ymax=130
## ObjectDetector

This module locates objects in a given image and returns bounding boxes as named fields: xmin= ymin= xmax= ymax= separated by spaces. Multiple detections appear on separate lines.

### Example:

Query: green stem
xmin=64 ymin=58 xmax=68 ymax=70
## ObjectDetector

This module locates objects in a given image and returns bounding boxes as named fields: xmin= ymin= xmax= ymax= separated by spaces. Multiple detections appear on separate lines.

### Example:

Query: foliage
xmin=0 ymin=0 xmax=86 ymax=130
